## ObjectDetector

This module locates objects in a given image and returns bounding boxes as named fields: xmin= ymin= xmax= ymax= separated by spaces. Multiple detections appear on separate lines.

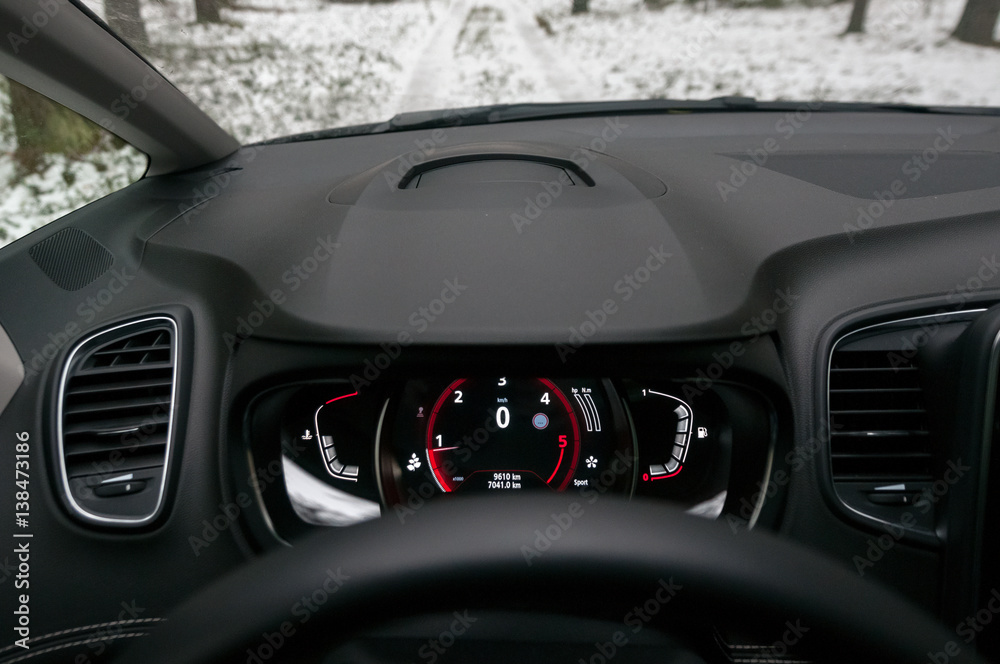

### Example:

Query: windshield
xmin=79 ymin=0 xmax=1000 ymax=145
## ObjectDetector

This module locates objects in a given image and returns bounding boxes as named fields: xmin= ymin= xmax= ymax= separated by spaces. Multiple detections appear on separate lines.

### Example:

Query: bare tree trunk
xmin=105 ymin=0 xmax=149 ymax=53
xmin=196 ymin=0 xmax=223 ymax=23
xmin=571 ymin=0 xmax=589 ymax=14
xmin=843 ymin=0 xmax=869 ymax=33
xmin=952 ymin=0 xmax=1000 ymax=44
xmin=7 ymin=80 xmax=103 ymax=172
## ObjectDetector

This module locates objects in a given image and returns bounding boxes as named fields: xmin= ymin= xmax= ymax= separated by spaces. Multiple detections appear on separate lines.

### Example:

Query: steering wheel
xmin=116 ymin=494 xmax=981 ymax=664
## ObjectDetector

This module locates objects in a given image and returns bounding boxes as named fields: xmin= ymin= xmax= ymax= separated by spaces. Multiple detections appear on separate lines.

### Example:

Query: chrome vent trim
xmin=56 ymin=316 xmax=178 ymax=526
xmin=825 ymin=309 xmax=983 ymax=538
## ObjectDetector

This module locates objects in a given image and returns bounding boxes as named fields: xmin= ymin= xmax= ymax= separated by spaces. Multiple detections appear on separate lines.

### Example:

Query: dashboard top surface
xmin=93 ymin=111 xmax=1000 ymax=346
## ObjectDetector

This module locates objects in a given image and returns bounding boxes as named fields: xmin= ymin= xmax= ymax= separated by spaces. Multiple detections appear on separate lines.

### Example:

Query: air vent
xmin=829 ymin=345 xmax=932 ymax=481
xmin=826 ymin=311 xmax=982 ymax=541
xmin=57 ymin=317 xmax=178 ymax=526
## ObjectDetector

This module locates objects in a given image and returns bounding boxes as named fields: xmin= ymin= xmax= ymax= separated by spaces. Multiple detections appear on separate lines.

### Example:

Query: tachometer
xmin=382 ymin=377 xmax=634 ymax=505
xmin=425 ymin=378 xmax=581 ymax=492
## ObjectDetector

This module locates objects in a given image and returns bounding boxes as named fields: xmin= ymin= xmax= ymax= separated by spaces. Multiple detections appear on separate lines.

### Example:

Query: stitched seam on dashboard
xmin=0 ymin=619 xmax=163 ymax=656
xmin=0 ymin=632 xmax=149 ymax=664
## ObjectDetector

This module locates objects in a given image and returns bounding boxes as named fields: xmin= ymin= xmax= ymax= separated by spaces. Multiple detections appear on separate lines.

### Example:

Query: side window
xmin=0 ymin=75 xmax=147 ymax=248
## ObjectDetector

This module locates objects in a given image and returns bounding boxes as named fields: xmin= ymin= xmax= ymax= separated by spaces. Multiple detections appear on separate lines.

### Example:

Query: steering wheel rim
xmin=117 ymin=494 xmax=980 ymax=664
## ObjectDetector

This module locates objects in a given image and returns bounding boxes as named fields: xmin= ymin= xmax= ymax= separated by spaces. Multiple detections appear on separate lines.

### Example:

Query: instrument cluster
xmin=246 ymin=375 xmax=774 ymax=540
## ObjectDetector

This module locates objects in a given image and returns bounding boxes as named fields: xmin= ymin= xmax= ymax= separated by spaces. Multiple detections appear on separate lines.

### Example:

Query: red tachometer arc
xmin=426 ymin=378 xmax=466 ymax=492
xmin=425 ymin=378 xmax=581 ymax=492
xmin=539 ymin=379 xmax=581 ymax=491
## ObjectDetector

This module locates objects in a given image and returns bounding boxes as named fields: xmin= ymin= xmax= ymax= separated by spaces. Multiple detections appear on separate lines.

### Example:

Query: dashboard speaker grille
xmin=28 ymin=227 xmax=114 ymax=291
xmin=57 ymin=317 xmax=178 ymax=526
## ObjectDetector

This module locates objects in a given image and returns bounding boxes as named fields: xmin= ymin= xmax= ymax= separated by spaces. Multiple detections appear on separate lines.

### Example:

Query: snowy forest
xmin=1 ymin=0 xmax=998 ymax=246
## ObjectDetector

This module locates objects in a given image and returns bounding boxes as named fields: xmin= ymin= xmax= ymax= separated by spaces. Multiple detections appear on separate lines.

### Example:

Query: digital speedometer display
xmin=425 ymin=378 xmax=581 ymax=492
xmin=382 ymin=378 xmax=634 ymax=501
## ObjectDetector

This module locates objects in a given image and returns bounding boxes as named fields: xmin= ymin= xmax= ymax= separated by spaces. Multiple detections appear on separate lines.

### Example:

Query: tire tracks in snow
xmin=395 ymin=0 xmax=591 ymax=113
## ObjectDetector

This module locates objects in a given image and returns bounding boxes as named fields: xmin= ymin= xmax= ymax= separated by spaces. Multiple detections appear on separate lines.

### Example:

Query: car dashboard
xmin=1 ymin=109 xmax=1000 ymax=662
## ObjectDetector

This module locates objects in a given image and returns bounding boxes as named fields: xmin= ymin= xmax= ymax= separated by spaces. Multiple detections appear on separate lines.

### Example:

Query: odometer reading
xmin=425 ymin=378 xmax=581 ymax=492
xmin=487 ymin=472 xmax=522 ymax=490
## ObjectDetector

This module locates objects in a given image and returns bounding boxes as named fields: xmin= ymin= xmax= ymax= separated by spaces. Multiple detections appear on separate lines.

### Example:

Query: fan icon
xmin=406 ymin=453 xmax=421 ymax=471
xmin=585 ymin=456 xmax=598 ymax=469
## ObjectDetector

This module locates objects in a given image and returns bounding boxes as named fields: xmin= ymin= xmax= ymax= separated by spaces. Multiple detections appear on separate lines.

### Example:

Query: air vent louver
xmin=825 ymin=311 xmax=982 ymax=542
xmin=58 ymin=317 xmax=177 ymax=526
xmin=829 ymin=347 xmax=932 ymax=481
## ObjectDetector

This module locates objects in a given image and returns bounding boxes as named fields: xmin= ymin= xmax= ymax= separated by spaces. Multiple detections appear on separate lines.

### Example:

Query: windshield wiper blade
xmin=379 ymin=98 xmax=767 ymax=131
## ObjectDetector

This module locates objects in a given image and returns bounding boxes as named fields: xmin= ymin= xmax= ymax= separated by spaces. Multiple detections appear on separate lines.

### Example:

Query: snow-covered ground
xmin=139 ymin=0 xmax=440 ymax=142
xmin=0 ymin=78 xmax=146 ymax=246
xmin=535 ymin=0 xmax=1000 ymax=105
xmin=2 ymin=0 xmax=999 ymax=247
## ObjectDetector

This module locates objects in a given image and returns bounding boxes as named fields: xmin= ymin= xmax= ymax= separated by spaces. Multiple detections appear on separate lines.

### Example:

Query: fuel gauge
xmin=641 ymin=392 xmax=693 ymax=479
xmin=624 ymin=382 xmax=729 ymax=508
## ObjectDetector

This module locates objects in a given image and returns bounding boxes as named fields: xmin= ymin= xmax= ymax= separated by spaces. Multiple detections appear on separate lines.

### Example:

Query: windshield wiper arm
xmin=379 ymin=98 xmax=767 ymax=132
